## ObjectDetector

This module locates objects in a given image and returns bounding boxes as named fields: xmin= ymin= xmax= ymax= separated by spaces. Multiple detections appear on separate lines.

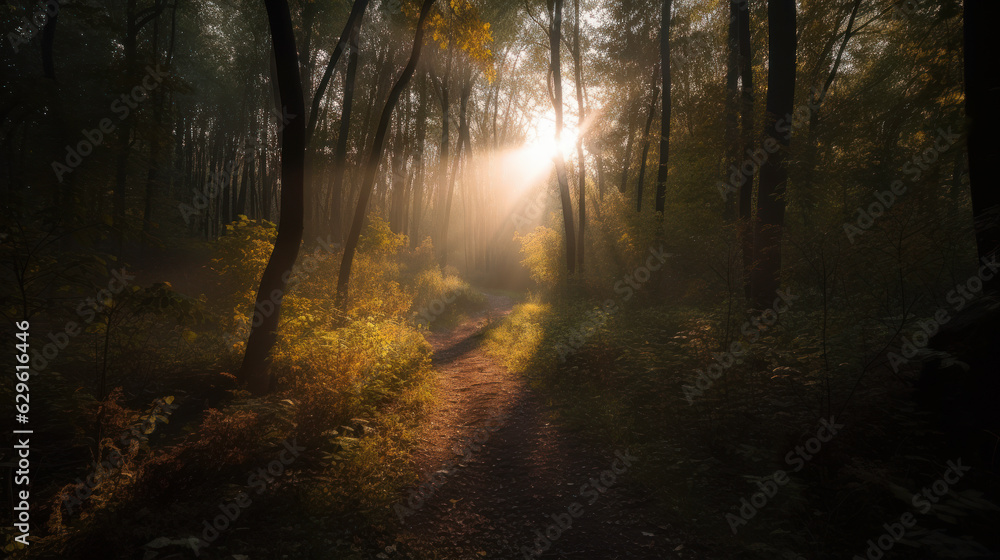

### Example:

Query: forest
xmin=2 ymin=0 xmax=1000 ymax=558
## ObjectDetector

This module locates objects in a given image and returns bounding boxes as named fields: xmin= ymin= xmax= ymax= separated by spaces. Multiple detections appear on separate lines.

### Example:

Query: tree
xmin=635 ymin=62 xmax=660 ymax=213
xmin=550 ymin=0 xmax=577 ymax=273
xmin=750 ymin=0 xmax=796 ymax=307
xmin=305 ymin=0 xmax=370 ymax=145
xmin=326 ymin=5 xmax=366 ymax=246
xmin=236 ymin=0 xmax=307 ymax=395
xmin=654 ymin=0 xmax=671 ymax=215
xmin=735 ymin=0 xmax=754 ymax=300
xmin=337 ymin=0 xmax=438 ymax=309
xmin=572 ymin=0 xmax=586 ymax=271
xmin=963 ymin=0 xmax=1000 ymax=288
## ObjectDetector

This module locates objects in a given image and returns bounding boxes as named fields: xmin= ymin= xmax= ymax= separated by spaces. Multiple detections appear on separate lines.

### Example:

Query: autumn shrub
xmin=516 ymin=225 xmax=566 ymax=291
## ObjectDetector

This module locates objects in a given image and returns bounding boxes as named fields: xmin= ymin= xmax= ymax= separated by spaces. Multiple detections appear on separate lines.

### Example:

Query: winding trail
xmin=392 ymin=293 xmax=696 ymax=560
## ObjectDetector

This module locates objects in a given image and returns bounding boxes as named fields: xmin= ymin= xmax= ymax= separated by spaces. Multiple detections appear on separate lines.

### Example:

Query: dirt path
xmin=392 ymin=293 xmax=697 ymax=560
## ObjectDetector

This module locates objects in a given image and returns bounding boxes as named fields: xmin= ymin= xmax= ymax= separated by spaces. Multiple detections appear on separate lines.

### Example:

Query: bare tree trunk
xmin=441 ymin=71 xmax=471 ymax=268
xmin=572 ymin=0 xmax=585 ymax=271
xmin=964 ymin=0 xmax=1000 ymax=283
xmin=750 ymin=0 xmax=796 ymax=308
xmin=305 ymin=0 xmax=369 ymax=144
xmin=337 ymin=0 xmax=437 ymax=309
xmin=636 ymin=62 xmax=660 ymax=213
xmin=434 ymin=45 xmax=453 ymax=260
xmin=801 ymin=0 xmax=861 ymax=215
xmin=736 ymin=0 xmax=754 ymax=300
xmin=142 ymin=0 xmax=180 ymax=243
xmin=327 ymin=12 xmax=364 ymax=246
xmin=410 ymin=70 xmax=428 ymax=248
xmin=551 ymin=0 xmax=576 ymax=273
xmin=654 ymin=0 xmax=672 ymax=215
xmin=388 ymin=110 xmax=407 ymax=234
xmin=236 ymin=0 xmax=306 ymax=395
xmin=620 ymin=101 xmax=637 ymax=194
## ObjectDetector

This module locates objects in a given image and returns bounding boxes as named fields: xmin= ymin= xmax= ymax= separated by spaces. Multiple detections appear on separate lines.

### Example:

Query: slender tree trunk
xmin=306 ymin=0 xmax=369 ymax=144
xmin=327 ymin=13 xmax=364 ymax=246
xmin=620 ymin=101 xmax=637 ymax=194
xmin=572 ymin=0 xmax=585 ymax=271
xmin=750 ymin=0 xmax=796 ymax=308
xmin=113 ymin=0 xmax=139 ymax=256
xmin=964 ymin=0 xmax=1000 ymax=286
xmin=737 ymin=0 xmax=754 ymax=300
xmin=654 ymin=0 xmax=672 ymax=215
xmin=236 ymin=0 xmax=306 ymax=395
xmin=40 ymin=12 xmax=56 ymax=80
xmin=410 ymin=70 xmax=428 ymax=248
xmin=724 ymin=0 xmax=740 ymax=221
xmin=441 ymin=71 xmax=471 ymax=268
xmin=435 ymin=46 xmax=453 ymax=259
xmin=142 ymin=0 xmax=179 ymax=243
xmin=636 ymin=62 xmax=660 ymax=213
xmin=388 ymin=110 xmax=407 ymax=234
xmin=337 ymin=0 xmax=437 ymax=309
xmin=801 ymin=0 xmax=860 ymax=215
xmin=551 ymin=0 xmax=576 ymax=273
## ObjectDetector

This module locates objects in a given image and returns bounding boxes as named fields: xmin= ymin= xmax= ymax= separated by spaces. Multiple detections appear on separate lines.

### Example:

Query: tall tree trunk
xmin=298 ymin=0 xmax=317 ymax=91
xmin=619 ymin=101 xmax=637 ymax=194
xmin=750 ymin=0 xmax=796 ymax=308
xmin=551 ymin=0 xmax=576 ymax=273
xmin=337 ymin=0 xmax=437 ymax=309
xmin=327 ymin=12 xmax=364 ymax=246
xmin=801 ymin=0 xmax=861 ymax=215
xmin=236 ymin=0 xmax=306 ymax=395
xmin=113 ymin=0 xmax=167 ymax=255
xmin=636 ymin=62 xmax=660 ymax=213
xmin=654 ymin=0 xmax=672 ymax=215
xmin=724 ymin=0 xmax=740 ymax=221
xmin=441 ymin=71 xmax=471 ymax=268
xmin=40 ymin=12 xmax=56 ymax=80
xmin=113 ymin=0 xmax=139 ymax=256
xmin=572 ymin=0 xmax=585 ymax=271
xmin=410 ymin=70 xmax=428 ymax=248
xmin=305 ymin=0 xmax=369 ymax=144
xmin=737 ymin=0 xmax=754 ymax=300
xmin=435 ymin=45 xmax=453 ymax=260
xmin=964 ymin=0 xmax=1000 ymax=286
xmin=388 ymin=110 xmax=407 ymax=234
xmin=142 ymin=0 xmax=180 ymax=243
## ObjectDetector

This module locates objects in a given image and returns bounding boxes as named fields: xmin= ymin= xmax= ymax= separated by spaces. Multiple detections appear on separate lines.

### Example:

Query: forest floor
xmin=388 ymin=293 xmax=703 ymax=560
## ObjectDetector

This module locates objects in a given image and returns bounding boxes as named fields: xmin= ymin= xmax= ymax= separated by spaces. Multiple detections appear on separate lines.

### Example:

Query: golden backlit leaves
xmin=401 ymin=0 xmax=496 ymax=82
